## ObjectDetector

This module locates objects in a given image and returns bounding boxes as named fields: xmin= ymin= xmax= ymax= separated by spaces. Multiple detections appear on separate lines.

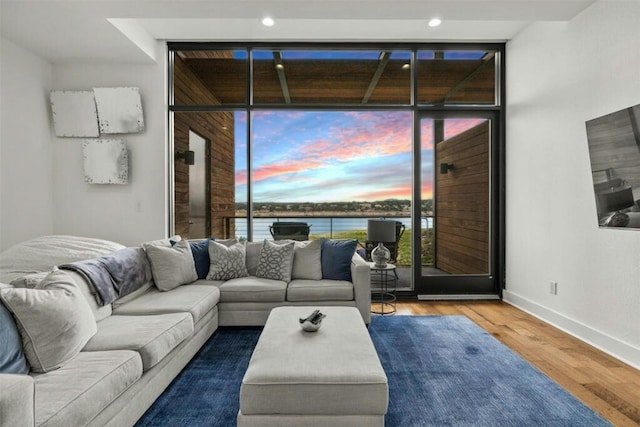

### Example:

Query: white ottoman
xmin=238 ymin=306 xmax=388 ymax=427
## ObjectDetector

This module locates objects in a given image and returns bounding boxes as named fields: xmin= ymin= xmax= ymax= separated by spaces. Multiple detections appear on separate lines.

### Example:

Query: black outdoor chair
xmin=269 ymin=222 xmax=311 ymax=241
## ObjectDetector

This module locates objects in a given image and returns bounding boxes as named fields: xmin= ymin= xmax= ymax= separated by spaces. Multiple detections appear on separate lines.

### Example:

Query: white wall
xmin=0 ymin=38 xmax=54 ymax=250
xmin=505 ymin=1 xmax=640 ymax=368
xmin=50 ymin=42 xmax=168 ymax=246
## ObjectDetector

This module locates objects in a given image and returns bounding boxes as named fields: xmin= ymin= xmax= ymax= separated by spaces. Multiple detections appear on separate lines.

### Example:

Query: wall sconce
xmin=440 ymin=163 xmax=454 ymax=174
xmin=176 ymin=150 xmax=195 ymax=165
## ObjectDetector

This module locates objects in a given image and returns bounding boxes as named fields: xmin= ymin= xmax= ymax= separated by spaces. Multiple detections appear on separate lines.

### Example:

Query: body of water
xmin=236 ymin=217 xmax=432 ymax=241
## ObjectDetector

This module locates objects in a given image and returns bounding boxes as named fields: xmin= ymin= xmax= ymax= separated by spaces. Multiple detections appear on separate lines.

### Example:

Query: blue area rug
xmin=136 ymin=316 xmax=611 ymax=426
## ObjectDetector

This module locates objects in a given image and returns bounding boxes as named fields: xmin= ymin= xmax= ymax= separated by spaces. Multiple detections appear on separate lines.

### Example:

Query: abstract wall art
xmin=94 ymin=87 xmax=144 ymax=134
xmin=50 ymin=90 xmax=100 ymax=137
xmin=82 ymin=139 xmax=129 ymax=184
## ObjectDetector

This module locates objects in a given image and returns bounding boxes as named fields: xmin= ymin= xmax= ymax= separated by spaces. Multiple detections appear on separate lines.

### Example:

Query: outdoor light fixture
xmin=440 ymin=162 xmax=454 ymax=174
xmin=428 ymin=18 xmax=442 ymax=27
xmin=176 ymin=150 xmax=195 ymax=165
xmin=262 ymin=17 xmax=275 ymax=27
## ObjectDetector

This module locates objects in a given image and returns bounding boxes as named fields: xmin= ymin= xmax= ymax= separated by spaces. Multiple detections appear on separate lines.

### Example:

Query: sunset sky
xmin=234 ymin=112 xmax=485 ymax=203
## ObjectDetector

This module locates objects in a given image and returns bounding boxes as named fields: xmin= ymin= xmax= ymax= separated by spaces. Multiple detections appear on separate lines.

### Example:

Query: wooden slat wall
xmin=173 ymin=56 xmax=236 ymax=239
xmin=586 ymin=106 xmax=640 ymax=190
xmin=435 ymin=121 xmax=490 ymax=274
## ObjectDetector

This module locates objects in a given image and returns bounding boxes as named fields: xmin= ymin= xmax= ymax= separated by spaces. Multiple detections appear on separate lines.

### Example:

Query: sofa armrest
xmin=351 ymin=253 xmax=371 ymax=324
xmin=0 ymin=373 xmax=34 ymax=427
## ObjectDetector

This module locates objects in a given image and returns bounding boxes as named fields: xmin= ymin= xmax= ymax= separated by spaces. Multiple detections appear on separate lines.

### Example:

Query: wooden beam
xmin=362 ymin=51 xmax=391 ymax=104
xmin=273 ymin=51 xmax=291 ymax=104
xmin=443 ymin=51 xmax=494 ymax=103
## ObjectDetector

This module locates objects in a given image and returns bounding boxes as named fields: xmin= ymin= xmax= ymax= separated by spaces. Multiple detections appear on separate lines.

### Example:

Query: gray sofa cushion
xmin=286 ymin=279 xmax=353 ymax=302
xmin=0 ymin=373 xmax=34 ymax=426
xmin=33 ymin=350 xmax=142 ymax=427
xmin=219 ymin=276 xmax=287 ymax=303
xmin=291 ymin=240 xmax=323 ymax=280
xmin=84 ymin=313 xmax=193 ymax=371
xmin=245 ymin=241 xmax=263 ymax=276
xmin=0 ymin=269 xmax=97 ymax=373
xmin=113 ymin=284 xmax=220 ymax=324
xmin=144 ymin=240 xmax=197 ymax=291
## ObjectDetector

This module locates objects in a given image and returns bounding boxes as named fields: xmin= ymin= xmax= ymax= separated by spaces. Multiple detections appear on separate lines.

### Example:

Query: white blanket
xmin=0 ymin=235 xmax=125 ymax=284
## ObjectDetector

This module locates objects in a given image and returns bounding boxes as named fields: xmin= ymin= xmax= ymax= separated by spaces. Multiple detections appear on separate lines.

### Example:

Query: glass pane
xmin=417 ymin=50 xmax=496 ymax=105
xmin=253 ymin=50 xmax=411 ymax=104
xmin=173 ymin=111 xmax=246 ymax=239
xmin=173 ymin=50 xmax=247 ymax=105
xmin=248 ymin=110 xmax=413 ymax=287
xmin=421 ymin=117 xmax=490 ymax=275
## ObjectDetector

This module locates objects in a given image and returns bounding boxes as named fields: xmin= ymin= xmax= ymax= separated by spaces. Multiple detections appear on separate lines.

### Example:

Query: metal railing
xmin=224 ymin=215 xmax=434 ymax=267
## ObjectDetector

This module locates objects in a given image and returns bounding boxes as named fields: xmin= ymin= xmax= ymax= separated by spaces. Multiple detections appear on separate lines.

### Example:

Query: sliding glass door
xmin=414 ymin=113 xmax=499 ymax=296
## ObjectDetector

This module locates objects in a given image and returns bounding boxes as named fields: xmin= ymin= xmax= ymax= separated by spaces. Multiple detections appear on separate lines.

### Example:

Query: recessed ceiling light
xmin=401 ymin=63 xmax=411 ymax=70
xmin=275 ymin=63 xmax=284 ymax=70
xmin=262 ymin=17 xmax=275 ymax=27
xmin=428 ymin=18 xmax=442 ymax=27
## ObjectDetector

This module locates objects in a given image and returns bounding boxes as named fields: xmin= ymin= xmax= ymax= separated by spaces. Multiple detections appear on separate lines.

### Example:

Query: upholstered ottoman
xmin=238 ymin=306 xmax=388 ymax=427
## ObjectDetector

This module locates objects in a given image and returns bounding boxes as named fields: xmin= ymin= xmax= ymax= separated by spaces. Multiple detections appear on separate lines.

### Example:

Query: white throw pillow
xmin=256 ymin=240 xmax=295 ymax=282
xmin=143 ymin=240 xmax=197 ymax=291
xmin=291 ymin=239 xmax=323 ymax=280
xmin=207 ymin=241 xmax=248 ymax=280
xmin=0 ymin=269 xmax=97 ymax=373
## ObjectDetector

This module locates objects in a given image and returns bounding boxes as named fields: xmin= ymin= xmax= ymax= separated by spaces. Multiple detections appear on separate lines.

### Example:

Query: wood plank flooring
xmin=377 ymin=301 xmax=640 ymax=426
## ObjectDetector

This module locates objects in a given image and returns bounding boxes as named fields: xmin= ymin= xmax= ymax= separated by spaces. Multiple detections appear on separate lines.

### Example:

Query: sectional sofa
xmin=0 ymin=235 xmax=371 ymax=427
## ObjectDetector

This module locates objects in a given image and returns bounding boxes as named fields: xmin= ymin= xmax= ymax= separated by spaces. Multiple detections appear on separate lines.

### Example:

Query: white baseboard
xmin=417 ymin=294 xmax=500 ymax=300
xmin=503 ymin=290 xmax=640 ymax=370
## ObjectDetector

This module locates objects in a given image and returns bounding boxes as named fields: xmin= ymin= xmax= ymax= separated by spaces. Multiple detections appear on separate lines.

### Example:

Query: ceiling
xmin=0 ymin=0 xmax=597 ymax=64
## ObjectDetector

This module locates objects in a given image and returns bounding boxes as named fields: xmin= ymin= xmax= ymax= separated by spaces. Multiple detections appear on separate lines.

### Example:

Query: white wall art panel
xmin=94 ymin=87 xmax=144 ymax=134
xmin=82 ymin=139 xmax=128 ymax=184
xmin=50 ymin=90 xmax=99 ymax=137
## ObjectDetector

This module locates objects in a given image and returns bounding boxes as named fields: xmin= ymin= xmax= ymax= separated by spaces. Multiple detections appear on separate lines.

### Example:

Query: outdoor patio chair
xmin=269 ymin=222 xmax=311 ymax=241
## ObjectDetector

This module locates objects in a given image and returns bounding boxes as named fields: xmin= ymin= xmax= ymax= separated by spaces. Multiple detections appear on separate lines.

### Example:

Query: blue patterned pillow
xmin=256 ymin=240 xmax=295 ymax=282
xmin=0 ymin=298 xmax=29 ymax=374
xmin=321 ymin=239 xmax=357 ymax=281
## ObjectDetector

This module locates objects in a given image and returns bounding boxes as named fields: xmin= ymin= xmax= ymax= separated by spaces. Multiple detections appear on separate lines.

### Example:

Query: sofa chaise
xmin=0 ymin=234 xmax=371 ymax=427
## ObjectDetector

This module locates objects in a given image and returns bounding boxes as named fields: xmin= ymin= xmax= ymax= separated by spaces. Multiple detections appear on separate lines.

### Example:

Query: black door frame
xmin=412 ymin=110 xmax=504 ymax=297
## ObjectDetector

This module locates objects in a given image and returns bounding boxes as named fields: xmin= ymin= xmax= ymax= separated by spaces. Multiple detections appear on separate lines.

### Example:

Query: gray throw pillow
xmin=143 ymin=240 xmax=198 ymax=291
xmin=0 ymin=269 xmax=97 ymax=373
xmin=207 ymin=241 xmax=248 ymax=281
xmin=291 ymin=239 xmax=323 ymax=280
xmin=256 ymin=240 xmax=295 ymax=282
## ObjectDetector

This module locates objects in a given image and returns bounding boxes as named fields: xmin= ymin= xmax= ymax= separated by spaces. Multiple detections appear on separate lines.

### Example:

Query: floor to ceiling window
xmin=169 ymin=43 xmax=505 ymax=296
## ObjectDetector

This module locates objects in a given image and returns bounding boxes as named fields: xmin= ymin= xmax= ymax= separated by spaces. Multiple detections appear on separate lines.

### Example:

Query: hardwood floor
xmin=376 ymin=300 xmax=640 ymax=426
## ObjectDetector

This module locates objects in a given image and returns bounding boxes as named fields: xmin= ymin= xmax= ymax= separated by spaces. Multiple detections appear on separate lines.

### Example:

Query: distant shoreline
xmin=234 ymin=211 xmax=435 ymax=218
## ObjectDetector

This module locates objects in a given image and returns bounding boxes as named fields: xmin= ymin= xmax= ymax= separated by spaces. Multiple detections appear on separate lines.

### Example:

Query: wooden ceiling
xmin=177 ymin=51 xmax=496 ymax=105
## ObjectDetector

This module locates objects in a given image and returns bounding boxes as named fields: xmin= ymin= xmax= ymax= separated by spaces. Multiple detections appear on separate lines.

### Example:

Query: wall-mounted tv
xmin=586 ymin=103 xmax=640 ymax=228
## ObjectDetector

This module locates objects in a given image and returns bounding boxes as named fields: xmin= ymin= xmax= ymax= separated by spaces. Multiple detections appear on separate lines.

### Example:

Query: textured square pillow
xmin=143 ymin=239 xmax=198 ymax=291
xmin=0 ymin=290 xmax=29 ymax=374
xmin=321 ymin=239 xmax=357 ymax=281
xmin=291 ymin=239 xmax=323 ymax=280
xmin=256 ymin=240 xmax=295 ymax=282
xmin=207 ymin=241 xmax=248 ymax=281
xmin=0 ymin=269 xmax=97 ymax=373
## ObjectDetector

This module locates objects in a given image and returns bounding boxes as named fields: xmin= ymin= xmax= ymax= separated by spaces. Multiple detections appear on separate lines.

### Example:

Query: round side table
xmin=368 ymin=262 xmax=397 ymax=315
